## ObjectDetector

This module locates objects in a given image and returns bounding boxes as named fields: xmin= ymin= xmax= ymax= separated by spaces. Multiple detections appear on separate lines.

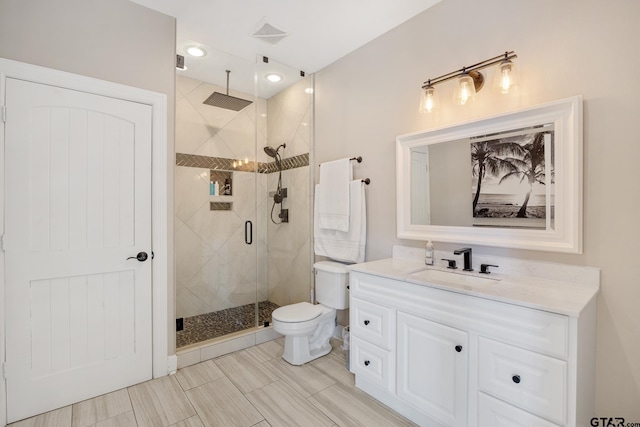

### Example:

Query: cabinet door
xmin=397 ymin=312 xmax=468 ymax=427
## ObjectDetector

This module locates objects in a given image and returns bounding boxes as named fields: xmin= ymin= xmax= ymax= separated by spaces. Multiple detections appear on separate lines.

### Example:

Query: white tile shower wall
xmin=267 ymin=166 xmax=311 ymax=306
xmin=267 ymin=78 xmax=312 ymax=159
xmin=265 ymin=77 xmax=313 ymax=307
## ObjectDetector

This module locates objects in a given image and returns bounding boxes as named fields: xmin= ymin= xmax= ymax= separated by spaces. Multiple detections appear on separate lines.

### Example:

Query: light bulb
xmin=460 ymin=82 xmax=471 ymax=103
xmin=493 ymin=59 xmax=518 ymax=94
xmin=499 ymin=66 xmax=511 ymax=92
xmin=453 ymin=74 xmax=476 ymax=105
xmin=244 ymin=158 xmax=249 ymax=164
xmin=233 ymin=160 xmax=237 ymax=168
xmin=419 ymin=86 xmax=438 ymax=113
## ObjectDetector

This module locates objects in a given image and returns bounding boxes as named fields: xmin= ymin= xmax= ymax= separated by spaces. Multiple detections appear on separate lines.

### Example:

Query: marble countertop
xmin=349 ymin=258 xmax=599 ymax=317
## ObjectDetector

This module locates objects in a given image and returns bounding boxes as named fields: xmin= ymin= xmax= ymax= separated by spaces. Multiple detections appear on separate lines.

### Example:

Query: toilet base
xmin=282 ymin=335 xmax=332 ymax=365
xmin=280 ymin=318 xmax=335 ymax=365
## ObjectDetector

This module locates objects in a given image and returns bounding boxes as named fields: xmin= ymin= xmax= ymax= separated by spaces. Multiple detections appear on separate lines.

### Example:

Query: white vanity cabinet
xmin=348 ymin=269 xmax=597 ymax=427
xmin=396 ymin=312 xmax=468 ymax=426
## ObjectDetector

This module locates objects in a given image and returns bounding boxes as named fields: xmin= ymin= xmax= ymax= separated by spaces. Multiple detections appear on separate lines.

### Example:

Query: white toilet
xmin=272 ymin=261 xmax=350 ymax=365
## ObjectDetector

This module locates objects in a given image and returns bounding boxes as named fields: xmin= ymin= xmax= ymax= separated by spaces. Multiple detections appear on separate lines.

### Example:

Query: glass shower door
xmin=174 ymin=50 xmax=314 ymax=350
xmin=174 ymin=49 xmax=259 ymax=348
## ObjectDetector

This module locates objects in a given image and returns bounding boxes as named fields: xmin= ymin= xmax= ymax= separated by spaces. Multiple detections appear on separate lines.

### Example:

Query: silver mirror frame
xmin=396 ymin=96 xmax=582 ymax=253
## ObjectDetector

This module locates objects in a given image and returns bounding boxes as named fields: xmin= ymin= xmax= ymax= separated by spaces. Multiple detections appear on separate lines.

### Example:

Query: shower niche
xmin=174 ymin=52 xmax=313 ymax=352
xmin=209 ymin=170 xmax=233 ymax=211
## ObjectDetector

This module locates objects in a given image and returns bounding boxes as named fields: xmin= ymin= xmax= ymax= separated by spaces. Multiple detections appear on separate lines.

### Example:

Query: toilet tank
xmin=314 ymin=261 xmax=350 ymax=309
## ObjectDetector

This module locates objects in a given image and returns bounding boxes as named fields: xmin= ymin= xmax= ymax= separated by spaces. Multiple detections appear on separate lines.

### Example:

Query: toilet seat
xmin=272 ymin=302 xmax=322 ymax=323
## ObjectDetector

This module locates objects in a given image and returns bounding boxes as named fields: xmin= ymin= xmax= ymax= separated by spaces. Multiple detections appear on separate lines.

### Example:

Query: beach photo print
xmin=470 ymin=124 xmax=555 ymax=229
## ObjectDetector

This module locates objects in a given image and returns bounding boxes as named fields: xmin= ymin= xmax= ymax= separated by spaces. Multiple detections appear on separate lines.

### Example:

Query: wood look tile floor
xmin=9 ymin=338 xmax=418 ymax=427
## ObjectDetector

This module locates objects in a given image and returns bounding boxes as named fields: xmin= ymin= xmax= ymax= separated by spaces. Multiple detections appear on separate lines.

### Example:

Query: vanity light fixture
xmin=419 ymin=51 xmax=518 ymax=112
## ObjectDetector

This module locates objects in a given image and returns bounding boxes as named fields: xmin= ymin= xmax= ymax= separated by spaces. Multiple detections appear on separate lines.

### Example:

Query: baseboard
xmin=334 ymin=323 xmax=347 ymax=340
xmin=167 ymin=355 xmax=177 ymax=375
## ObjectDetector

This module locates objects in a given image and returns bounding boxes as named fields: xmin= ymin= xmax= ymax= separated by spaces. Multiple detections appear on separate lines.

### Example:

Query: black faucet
xmin=453 ymin=248 xmax=473 ymax=271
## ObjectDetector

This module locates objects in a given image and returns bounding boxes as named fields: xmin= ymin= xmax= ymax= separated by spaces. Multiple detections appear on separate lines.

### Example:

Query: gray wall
xmin=0 ymin=0 xmax=177 ymax=353
xmin=315 ymin=0 xmax=640 ymax=418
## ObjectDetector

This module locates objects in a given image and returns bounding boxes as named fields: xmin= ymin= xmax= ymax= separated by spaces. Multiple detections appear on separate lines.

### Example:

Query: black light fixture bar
xmin=421 ymin=51 xmax=517 ymax=89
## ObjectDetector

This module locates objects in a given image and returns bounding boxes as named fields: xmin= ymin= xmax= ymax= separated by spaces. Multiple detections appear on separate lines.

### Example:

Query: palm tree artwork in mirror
xmin=470 ymin=124 xmax=554 ymax=229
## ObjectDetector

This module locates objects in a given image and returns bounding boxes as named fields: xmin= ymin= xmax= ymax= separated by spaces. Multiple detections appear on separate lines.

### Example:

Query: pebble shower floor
xmin=176 ymin=300 xmax=280 ymax=348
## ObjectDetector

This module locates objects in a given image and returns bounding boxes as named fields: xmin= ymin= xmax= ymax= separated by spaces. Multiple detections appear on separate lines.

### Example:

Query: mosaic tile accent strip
xmin=176 ymin=300 xmax=280 ymax=349
xmin=210 ymin=202 xmax=232 ymax=211
xmin=176 ymin=152 xmax=309 ymax=174
xmin=176 ymin=153 xmax=259 ymax=172
xmin=258 ymin=153 xmax=309 ymax=173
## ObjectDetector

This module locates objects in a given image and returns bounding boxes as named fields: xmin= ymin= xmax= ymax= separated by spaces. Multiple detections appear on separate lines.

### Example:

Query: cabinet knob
xmin=364 ymin=360 xmax=370 ymax=366
xmin=455 ymin=345 xmax=463 ymax=353
xmin=512 ymin=375 xmax=521 ymax=384
xmin=364 ymin=320 xmax=370 ymax=325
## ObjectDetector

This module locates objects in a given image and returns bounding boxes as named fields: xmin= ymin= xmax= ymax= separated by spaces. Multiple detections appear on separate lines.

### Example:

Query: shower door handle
xmin=245 ymin=220 xmax=253 ymax=245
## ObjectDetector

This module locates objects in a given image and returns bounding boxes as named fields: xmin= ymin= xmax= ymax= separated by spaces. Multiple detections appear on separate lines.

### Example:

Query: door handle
xmin=127 ymin=252 xmax=148 ymax=262
xmin=245 ymin=221 xmax=253 ymax=245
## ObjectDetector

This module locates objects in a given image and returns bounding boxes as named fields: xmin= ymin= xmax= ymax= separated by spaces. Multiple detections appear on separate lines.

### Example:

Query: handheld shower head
xmin=263 ymin=144 xmax=286 ymax=171
xmin=263 ymin=143 xmax=286 ymax=158
xmin=263 ymin=146 xmax=278 ymax=158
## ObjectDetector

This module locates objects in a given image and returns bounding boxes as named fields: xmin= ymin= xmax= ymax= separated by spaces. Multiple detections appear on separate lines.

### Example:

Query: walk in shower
xmin=174 ymin=51 xmax=313 ymax=349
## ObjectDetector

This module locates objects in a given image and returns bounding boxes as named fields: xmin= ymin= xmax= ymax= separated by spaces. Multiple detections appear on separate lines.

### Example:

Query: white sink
xmin=409 ymin=268 xmax=501 ymax=289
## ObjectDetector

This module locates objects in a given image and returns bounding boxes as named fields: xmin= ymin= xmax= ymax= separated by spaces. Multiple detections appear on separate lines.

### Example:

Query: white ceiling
xmin=130 ymin=0 xmax=441 ymax=97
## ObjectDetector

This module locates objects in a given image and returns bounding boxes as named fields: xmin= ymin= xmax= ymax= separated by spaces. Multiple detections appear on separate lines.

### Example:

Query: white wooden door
xmin=4 ymin=78 xmax=153 ymax=422
xmin=397 ymin=312 xmax=468 ymax=427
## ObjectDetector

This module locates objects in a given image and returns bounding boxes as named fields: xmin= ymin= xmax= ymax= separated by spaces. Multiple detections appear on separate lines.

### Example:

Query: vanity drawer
xmin=351 ymin=336 xmax=394 ymax=392
xmin=478 ymin=337 xmax=567 ymax=425
xmin=478 ymin=392 xmax=561 ymax=427
xmin=350 ymin=297 xmax=394 ymax=350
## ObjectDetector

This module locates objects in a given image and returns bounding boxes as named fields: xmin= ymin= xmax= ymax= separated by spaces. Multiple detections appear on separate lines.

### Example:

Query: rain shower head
xmin=203 ymin=70 xmax=253 ymax=112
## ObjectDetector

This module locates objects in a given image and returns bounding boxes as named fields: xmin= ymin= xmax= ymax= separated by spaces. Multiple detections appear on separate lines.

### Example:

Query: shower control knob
xmin=364 ymin=320 xmax=370 ymax=326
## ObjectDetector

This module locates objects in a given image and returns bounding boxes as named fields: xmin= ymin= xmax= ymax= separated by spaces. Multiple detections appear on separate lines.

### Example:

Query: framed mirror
xmin=396 ymin=96 xmax=582 ymax=253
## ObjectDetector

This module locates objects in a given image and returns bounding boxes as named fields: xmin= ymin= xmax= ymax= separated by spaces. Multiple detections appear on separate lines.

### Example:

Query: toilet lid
xmin=272 ymin=302 xmax=323 ymax=323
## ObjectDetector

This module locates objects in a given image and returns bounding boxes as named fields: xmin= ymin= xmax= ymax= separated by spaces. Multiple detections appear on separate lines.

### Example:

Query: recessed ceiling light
xmin=265 ymin=73 xmax=283 ymax=83
xmin=186 ymin=46 xmax=206 ymax=57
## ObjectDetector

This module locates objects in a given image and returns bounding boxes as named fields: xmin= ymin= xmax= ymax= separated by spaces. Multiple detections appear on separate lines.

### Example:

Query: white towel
xmin=314 ymin=180 xmax=366 ymax=263
xmin=317 ymin=158 xmax=352 ymax=232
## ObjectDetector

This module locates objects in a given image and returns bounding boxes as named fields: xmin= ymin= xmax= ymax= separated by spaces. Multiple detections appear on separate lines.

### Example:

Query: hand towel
xmin=314 ymin=180 xmax=366 ymax=263
xmin=317 ymin=158 xmax=352 ymax=232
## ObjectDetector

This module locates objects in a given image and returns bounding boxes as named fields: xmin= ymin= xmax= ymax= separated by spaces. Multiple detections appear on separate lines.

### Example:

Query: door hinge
xmin=0 ymin=234 xmax=5 ymax=252
xmin=2 ymin=362 xmax=7 ymax=379
xmin=1 ymin=105 xmax=6 ymax=123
